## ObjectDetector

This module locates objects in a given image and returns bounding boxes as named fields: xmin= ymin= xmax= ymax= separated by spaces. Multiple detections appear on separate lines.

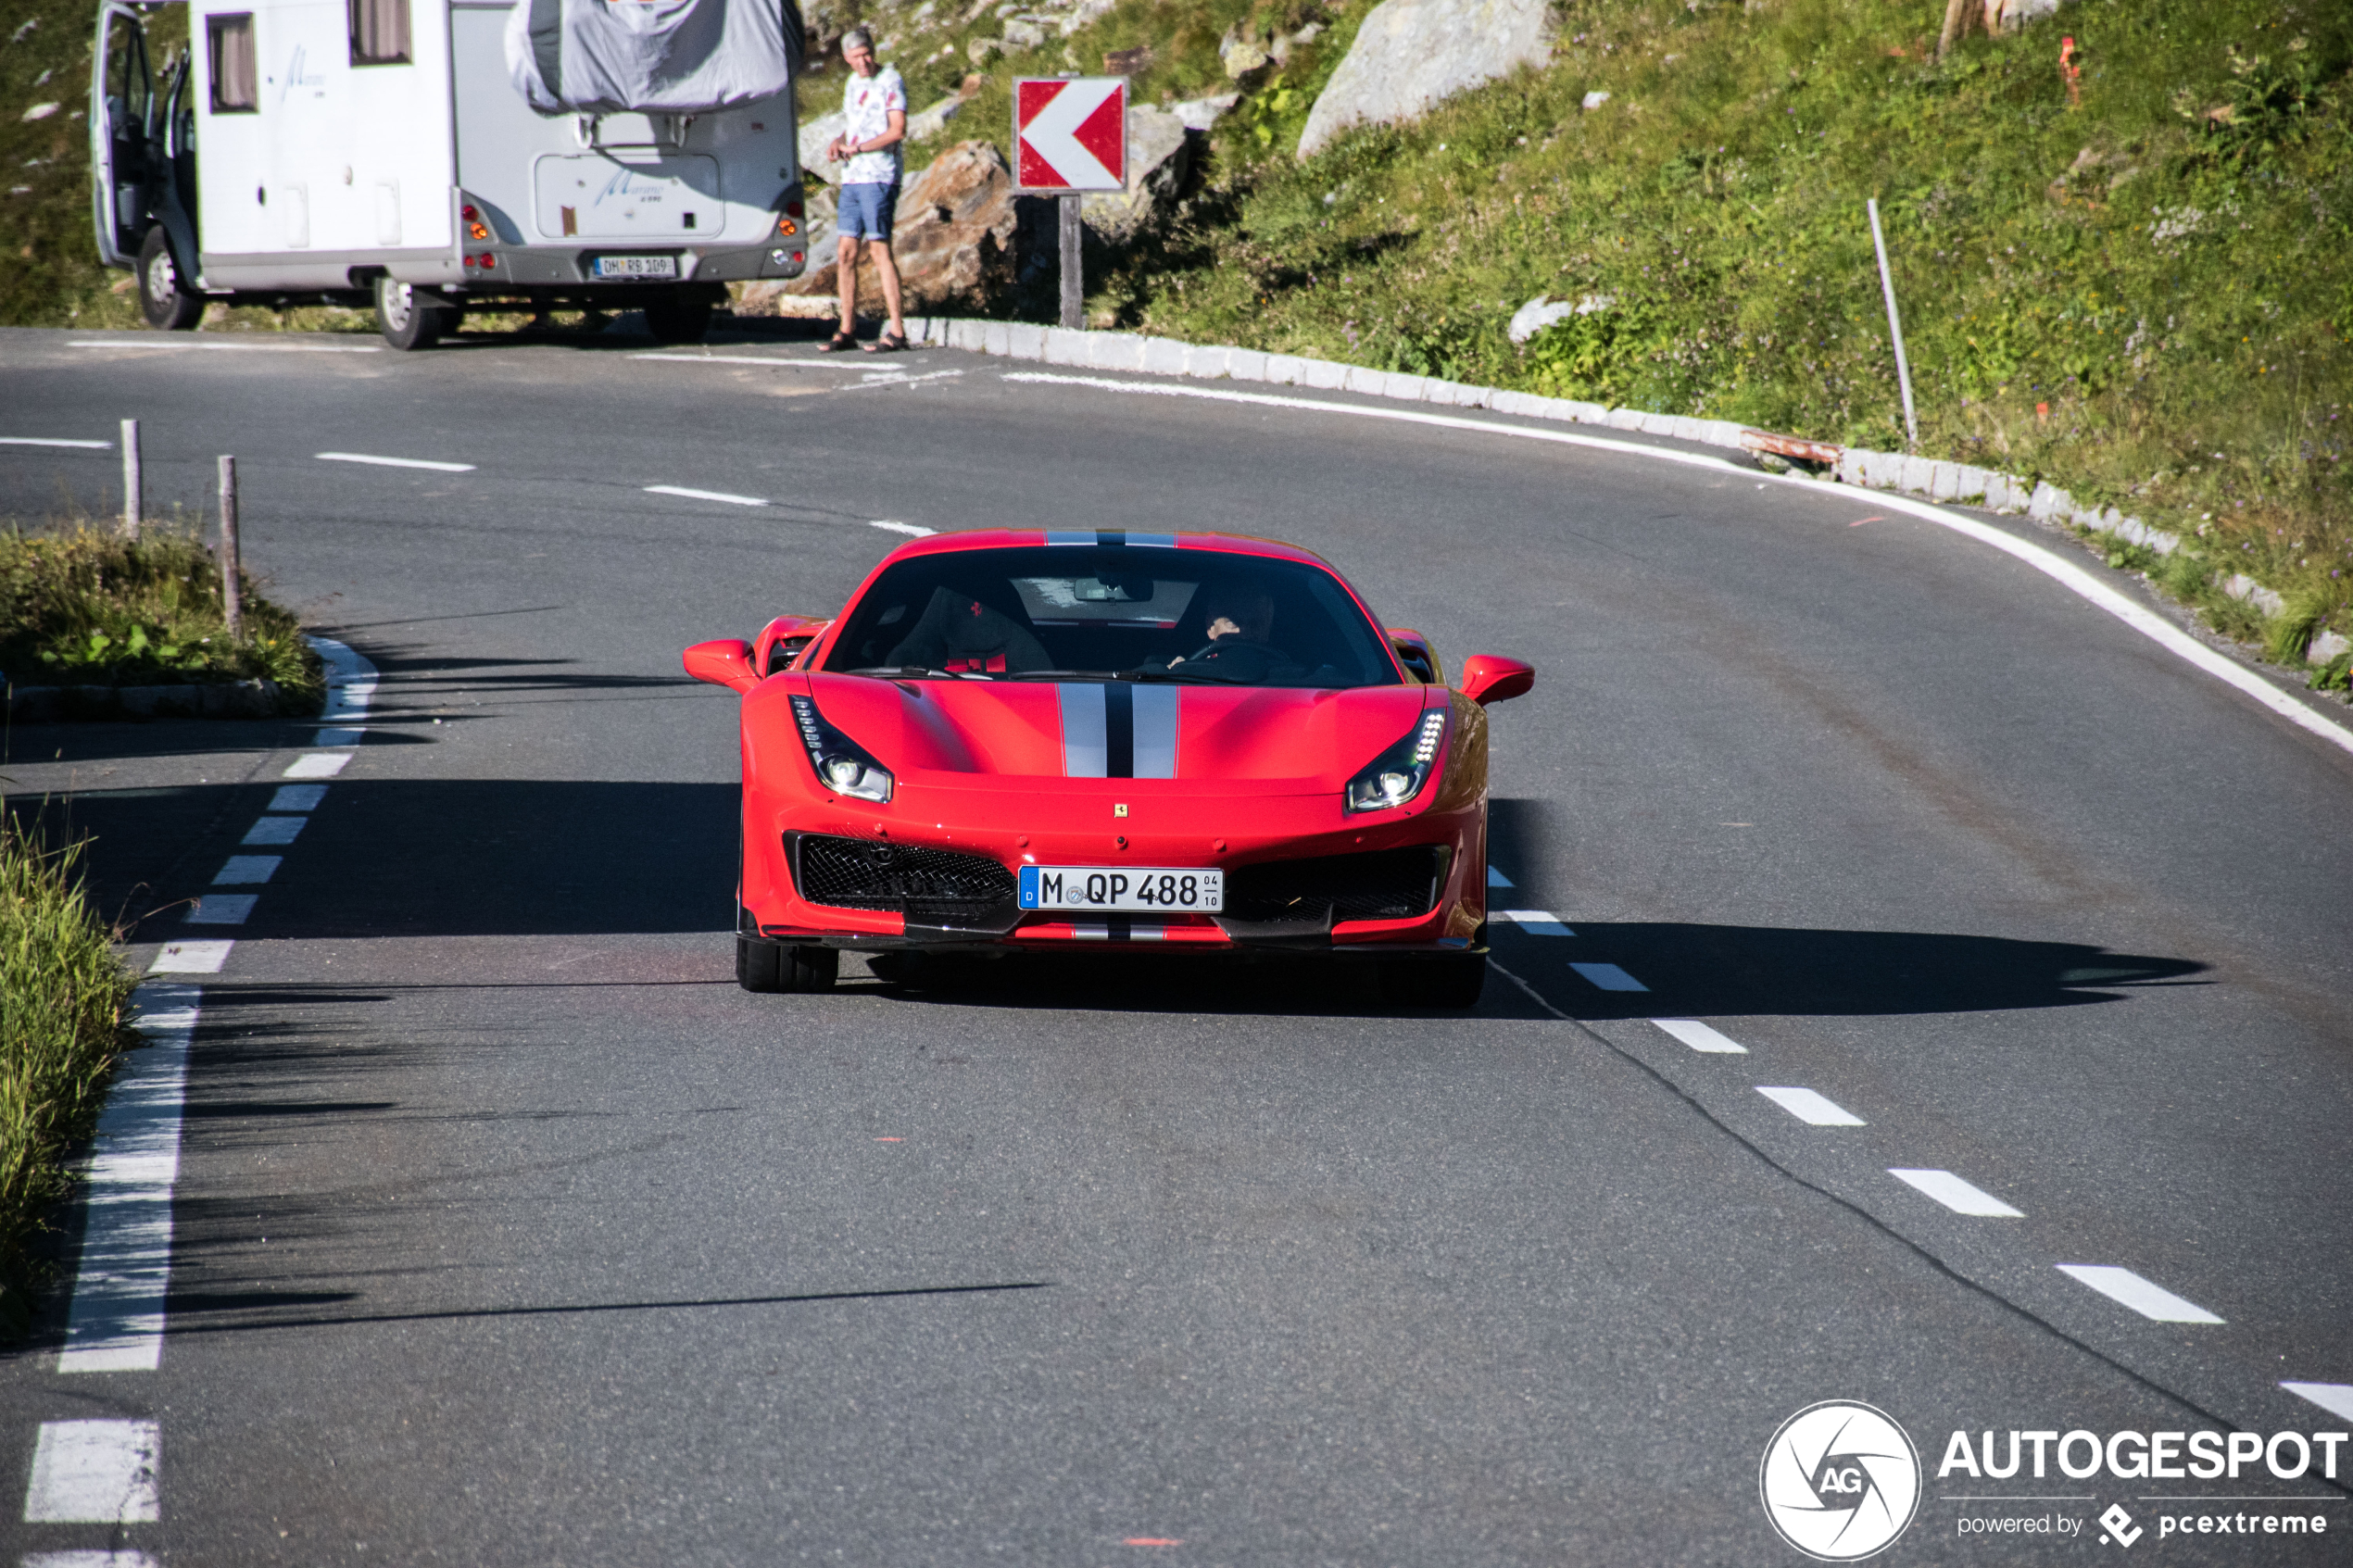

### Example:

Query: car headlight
xmin=790 ymin=695 xmax=893 ymax=803
xmin=1344 ymin=709 xmax=1446 ymax=813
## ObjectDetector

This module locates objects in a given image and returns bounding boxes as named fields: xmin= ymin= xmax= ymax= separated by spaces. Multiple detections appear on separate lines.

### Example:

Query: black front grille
xmin=793 ymin=834 xmax=1016 ymax=920
xmin=1225 ymin=847 xmax=1448 ymax=925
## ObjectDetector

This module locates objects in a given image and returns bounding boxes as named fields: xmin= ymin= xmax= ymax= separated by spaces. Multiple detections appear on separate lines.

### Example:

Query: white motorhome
xmin=93 ymin=0 xmax=810 ymax=347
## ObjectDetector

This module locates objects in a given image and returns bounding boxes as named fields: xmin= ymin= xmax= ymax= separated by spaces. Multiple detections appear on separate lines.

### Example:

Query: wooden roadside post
xmin=121 ymin=419 xmax=143 ymax=538
xmin=217 ymin=455 xmax=244 ymax=640
xmin=1059 ymin=194 xmax=1083 ymax=331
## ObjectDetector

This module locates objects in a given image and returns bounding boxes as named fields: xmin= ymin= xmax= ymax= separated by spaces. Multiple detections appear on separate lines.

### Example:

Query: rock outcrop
xmin=1296 ymin=0 xmax=1554 ymax=159
xmin=761 ymin=140 xmax=1022 ymax=312
xmin=1078 ymin=104 xmax=1192 ymax=243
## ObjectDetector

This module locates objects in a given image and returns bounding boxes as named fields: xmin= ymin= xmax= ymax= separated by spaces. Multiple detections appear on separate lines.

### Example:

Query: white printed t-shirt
xmin=840 ymin=66 xmax=907 ymax=186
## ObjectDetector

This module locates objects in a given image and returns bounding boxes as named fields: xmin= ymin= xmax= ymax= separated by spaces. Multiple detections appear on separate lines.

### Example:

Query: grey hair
xmin=841 ymin=26 xmax=874 ymax=53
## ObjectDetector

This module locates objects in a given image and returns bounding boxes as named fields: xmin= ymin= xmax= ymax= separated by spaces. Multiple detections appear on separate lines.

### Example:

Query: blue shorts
xmin=837 ymin=182 xmax=899 ymax=243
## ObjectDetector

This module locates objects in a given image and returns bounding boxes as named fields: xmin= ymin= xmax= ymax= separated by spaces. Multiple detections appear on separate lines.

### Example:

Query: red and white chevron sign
xmin=1014 ymin=77 xmax=1126 ymax=192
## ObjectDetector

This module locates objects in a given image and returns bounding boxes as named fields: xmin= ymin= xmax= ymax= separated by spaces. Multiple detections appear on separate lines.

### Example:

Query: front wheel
xmin=1378 ymin=953 xmax=1487 ymax=1010
xmin=137 ymin=228 xmax=202 ymax=331
xmin=374 ymin=275 xmax=450 ymax=350
xmin=737 ymin=936 xmax=838 ymax=993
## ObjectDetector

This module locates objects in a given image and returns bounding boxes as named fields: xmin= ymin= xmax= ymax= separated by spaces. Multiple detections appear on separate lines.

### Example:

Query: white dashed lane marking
xmin=57 ymin=985 xmax=196 ymax=1374
xmin=645 ymin=484 xmax=766 ymax=507
xmin=870 ymin=520 xmax=936 ymax=536
xmin=0 ymin=436 xmax=111 ymax=449
xmin=1888 ymin=1167 xmax=2024 ymax=1217
xmin=283 ymin=753 xmax=350 ymax=779
xmin=210 ymin=856 xmax=281 ymax=885
xmin=22 ymin=1421 xmax=160 ymax=1523
xmin=147 ymin=941 xmax=231 ymax=974
xmin=315 ymin=452 xmax=475 ymax=472
xmin=1486 ymin=866 xmax=1513 ymax=887
xmin=1755 ymin=1086 xmax=1866 ymax=1126
xmin=2283 ymin=1383 xmax=2353 ymax=1421
xmin=2056 ymin=1265 xmax=2225 ymax=1323
xmin=182 ymin=894 xmax=255 ymax=925
xmin=1569 ymin=961 xmax=1647 ymax=992
xmin=270 ymin=784 xmax=328 ymax=811
xmin=241 ymin=816 xmax=307 ymax=846
xmin=1498 ymin=909 xmax=1573 ymax=936
xmin=1651 ymin=1018 xmax=1748 ymax=1053
xmin=632 ymin=352 xmax=872 ymax=370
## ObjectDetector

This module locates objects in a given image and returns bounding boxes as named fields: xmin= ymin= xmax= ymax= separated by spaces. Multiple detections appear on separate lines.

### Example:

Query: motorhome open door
xmin=90 ymin=0 xmax=155 ymax=268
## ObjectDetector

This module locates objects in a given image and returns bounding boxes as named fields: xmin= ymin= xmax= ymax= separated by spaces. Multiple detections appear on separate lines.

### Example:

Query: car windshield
xmin=823 ymin=546 xmax=1402 ymax=689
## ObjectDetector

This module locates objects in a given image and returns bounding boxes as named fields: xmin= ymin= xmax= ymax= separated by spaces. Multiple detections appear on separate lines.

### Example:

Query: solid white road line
xmin=210 ymin=856 xmax=281 ymax=885
xmin=283 ymin=753 xmax=350 ymax=779
xmin=631 ymin=352 xmax=872 ymax=369
xmin=57 ymin=985 xmax=196 ymax=1374
xmin=1888 ymin=1167 xmax=2025 ymax=1217
xmin=313 ymin=726 xmax=365 ymax=746
xmin=1651 ymin=1018 xmax=1748 ymax=1053
xmin=22 ymin=1551 xmax=164 ymax=1567
xmin=645 ymin=484 xmax=766 ymax=507
xmin=0 ymin=436 xmax=111 ymax=449
xmin=315 ymin=451 xmax=475 ymax=472
xmin=146 ymin=941 xmax=231 ymax=974
xmin=2282 ymin=1383 xmax=2353 ymax=1422
xmin=1498 ymin=909 xmax=1573 ymax=936
xmin=22 ymin=1422 xmax=160 ymax=1523
xmin=182 ymin=894 xmax=256 ymax=925
xmin=870 ymin=520 xmax=937 ymax=536
xmin=2056 ymin=1264 xmax=2225 ymax=1323
xmin=67 ymin=338 xmax=380 ymax=353
xmin=241 ymin=816 xmax=307 ymax=846
xmin=1569 ymin=961 xmax=1648 ymax=992
xmin=1755 ymin=1085 xmax=1867 ymax=1126
xmin=308 ymin=635 xmax=377 ymax=747
xmin=1001 ymin=372 xmax=2353 ymax=760
xmin=845 ymin=369 xmax=964 ymax=390
xmin=270 ymin=784 xmax=328 ymax=811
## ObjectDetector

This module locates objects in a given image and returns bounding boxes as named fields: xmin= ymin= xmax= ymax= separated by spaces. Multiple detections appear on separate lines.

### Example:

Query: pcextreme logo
xmin=1761 ymin=1401 xmax=1924 ymax=1561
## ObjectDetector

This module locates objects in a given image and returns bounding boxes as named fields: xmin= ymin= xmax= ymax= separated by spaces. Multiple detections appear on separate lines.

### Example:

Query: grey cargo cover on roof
xmin=505 ymin=0 xmax=805 ymax=115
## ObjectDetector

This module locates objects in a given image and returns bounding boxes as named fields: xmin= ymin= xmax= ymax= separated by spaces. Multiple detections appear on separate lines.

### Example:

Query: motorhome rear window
xmin=348 ymin=0 xmax=410 ymax=65
xmin=207 ymin=15 xmax=257 ymax=112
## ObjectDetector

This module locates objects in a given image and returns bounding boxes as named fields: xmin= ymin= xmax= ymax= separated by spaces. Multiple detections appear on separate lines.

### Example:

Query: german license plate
xmin=591 ymin=254 xmax=678 ymax=279
xmin=1019 ymin=865 xmax=1224 ymax=913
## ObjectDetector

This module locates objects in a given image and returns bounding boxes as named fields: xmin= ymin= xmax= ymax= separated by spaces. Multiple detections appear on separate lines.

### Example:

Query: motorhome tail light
xmin=774 ymin=218 xmax=798 ymax=237
xmin=785 ymin=198 xmax=804 ymax=219
xmin=460 ymin=204 xmax=479 ymax=221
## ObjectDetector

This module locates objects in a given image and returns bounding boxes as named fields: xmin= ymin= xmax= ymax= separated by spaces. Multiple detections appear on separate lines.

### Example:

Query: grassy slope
xmin=0 ymin=814 xmax=134 ymax=1335
xmin=1097 ymin=0 xmax=2353 ymax=662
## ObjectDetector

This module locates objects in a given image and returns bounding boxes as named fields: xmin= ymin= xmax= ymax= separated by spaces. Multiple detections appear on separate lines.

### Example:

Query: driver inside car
xmin=1162 ymin=586 xmax=1299 ymax=683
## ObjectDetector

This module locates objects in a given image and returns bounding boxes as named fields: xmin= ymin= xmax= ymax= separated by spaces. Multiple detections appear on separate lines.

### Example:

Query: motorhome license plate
xmin=591 ymin=255 xmax=678 ymax=279
xmin=1019 ymin=866 xmax=1224 ymax=913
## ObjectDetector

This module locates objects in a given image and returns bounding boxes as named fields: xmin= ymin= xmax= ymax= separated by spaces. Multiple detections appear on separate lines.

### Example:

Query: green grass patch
xmin=2 ymin=519 xmax=323 ymax=709
xmin=0 ymin=812 xmax=136 ymax=1336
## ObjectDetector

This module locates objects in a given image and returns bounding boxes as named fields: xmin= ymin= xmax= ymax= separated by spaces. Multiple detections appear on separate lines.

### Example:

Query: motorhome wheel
xmin=137 ymin=229 xmax=203 ymax=332
xmin=374 ymin=277 xmax=451 ymax=351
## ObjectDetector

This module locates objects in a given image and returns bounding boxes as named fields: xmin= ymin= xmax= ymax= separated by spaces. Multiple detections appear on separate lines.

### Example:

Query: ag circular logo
xmin=1759 ymin=1400 xmax=1921 ymax=1561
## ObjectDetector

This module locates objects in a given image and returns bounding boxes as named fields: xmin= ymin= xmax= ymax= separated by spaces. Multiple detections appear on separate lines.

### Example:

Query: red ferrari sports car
xmin=683 ymin=530 xmax=1533 ymax=1006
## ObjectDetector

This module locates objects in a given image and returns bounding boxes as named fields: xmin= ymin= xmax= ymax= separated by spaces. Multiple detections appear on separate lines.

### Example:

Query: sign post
xmin=1014 ymin=77 xmax=1126 ymax=331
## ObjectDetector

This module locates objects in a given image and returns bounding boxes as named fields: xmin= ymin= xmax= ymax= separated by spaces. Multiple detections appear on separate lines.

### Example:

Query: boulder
xmin=1297 ymin=0 xmax=1554 ymax=158
xmin=1078 ymin=104 xmax=1191 ymax=242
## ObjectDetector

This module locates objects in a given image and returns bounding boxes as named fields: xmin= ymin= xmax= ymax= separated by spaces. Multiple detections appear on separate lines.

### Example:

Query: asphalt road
xmin=3 ymin=321 xmax=2349 ymax=1566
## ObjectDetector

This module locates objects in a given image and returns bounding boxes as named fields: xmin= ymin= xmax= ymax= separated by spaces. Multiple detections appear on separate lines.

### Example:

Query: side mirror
xmin=754 ymin=614 xmax=833 ymax=676
xmin=1458 ymin=655 xmax=1534 ymax=707
xmin=683 ymin=639 xmax=760 ymax=694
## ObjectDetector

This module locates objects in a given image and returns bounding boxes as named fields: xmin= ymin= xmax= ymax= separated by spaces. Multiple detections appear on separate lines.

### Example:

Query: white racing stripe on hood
xmin=1059 ymin=684 xmax=1107 ymax=776
xmin=1133 ymin=684 xmax=1179 ymax=779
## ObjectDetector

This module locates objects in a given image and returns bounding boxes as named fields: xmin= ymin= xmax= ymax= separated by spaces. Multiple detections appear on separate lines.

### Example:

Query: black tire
xmin=136 ymin=227 xmax=202 ymax=331
xmin=1378 ymin=953 xmax=1487 ymax=1010
xmin=736 ymin=936 xmax=837 ymax=993
xmin=641 ymin=292 xmax=712 ymax=345
xmin=374 ymin=275 xmax=450 ymax=351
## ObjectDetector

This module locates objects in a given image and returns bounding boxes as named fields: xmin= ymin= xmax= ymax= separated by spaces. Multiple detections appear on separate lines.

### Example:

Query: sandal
xmin=818 ymin=328 xmax=858 ymax=353
xmin=863 ymin=331 xmax=911 ymax=354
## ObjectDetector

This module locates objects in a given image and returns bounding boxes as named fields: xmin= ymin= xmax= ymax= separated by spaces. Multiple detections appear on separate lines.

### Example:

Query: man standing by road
xmin=822 ymin=28 xmax=910 ymax=353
